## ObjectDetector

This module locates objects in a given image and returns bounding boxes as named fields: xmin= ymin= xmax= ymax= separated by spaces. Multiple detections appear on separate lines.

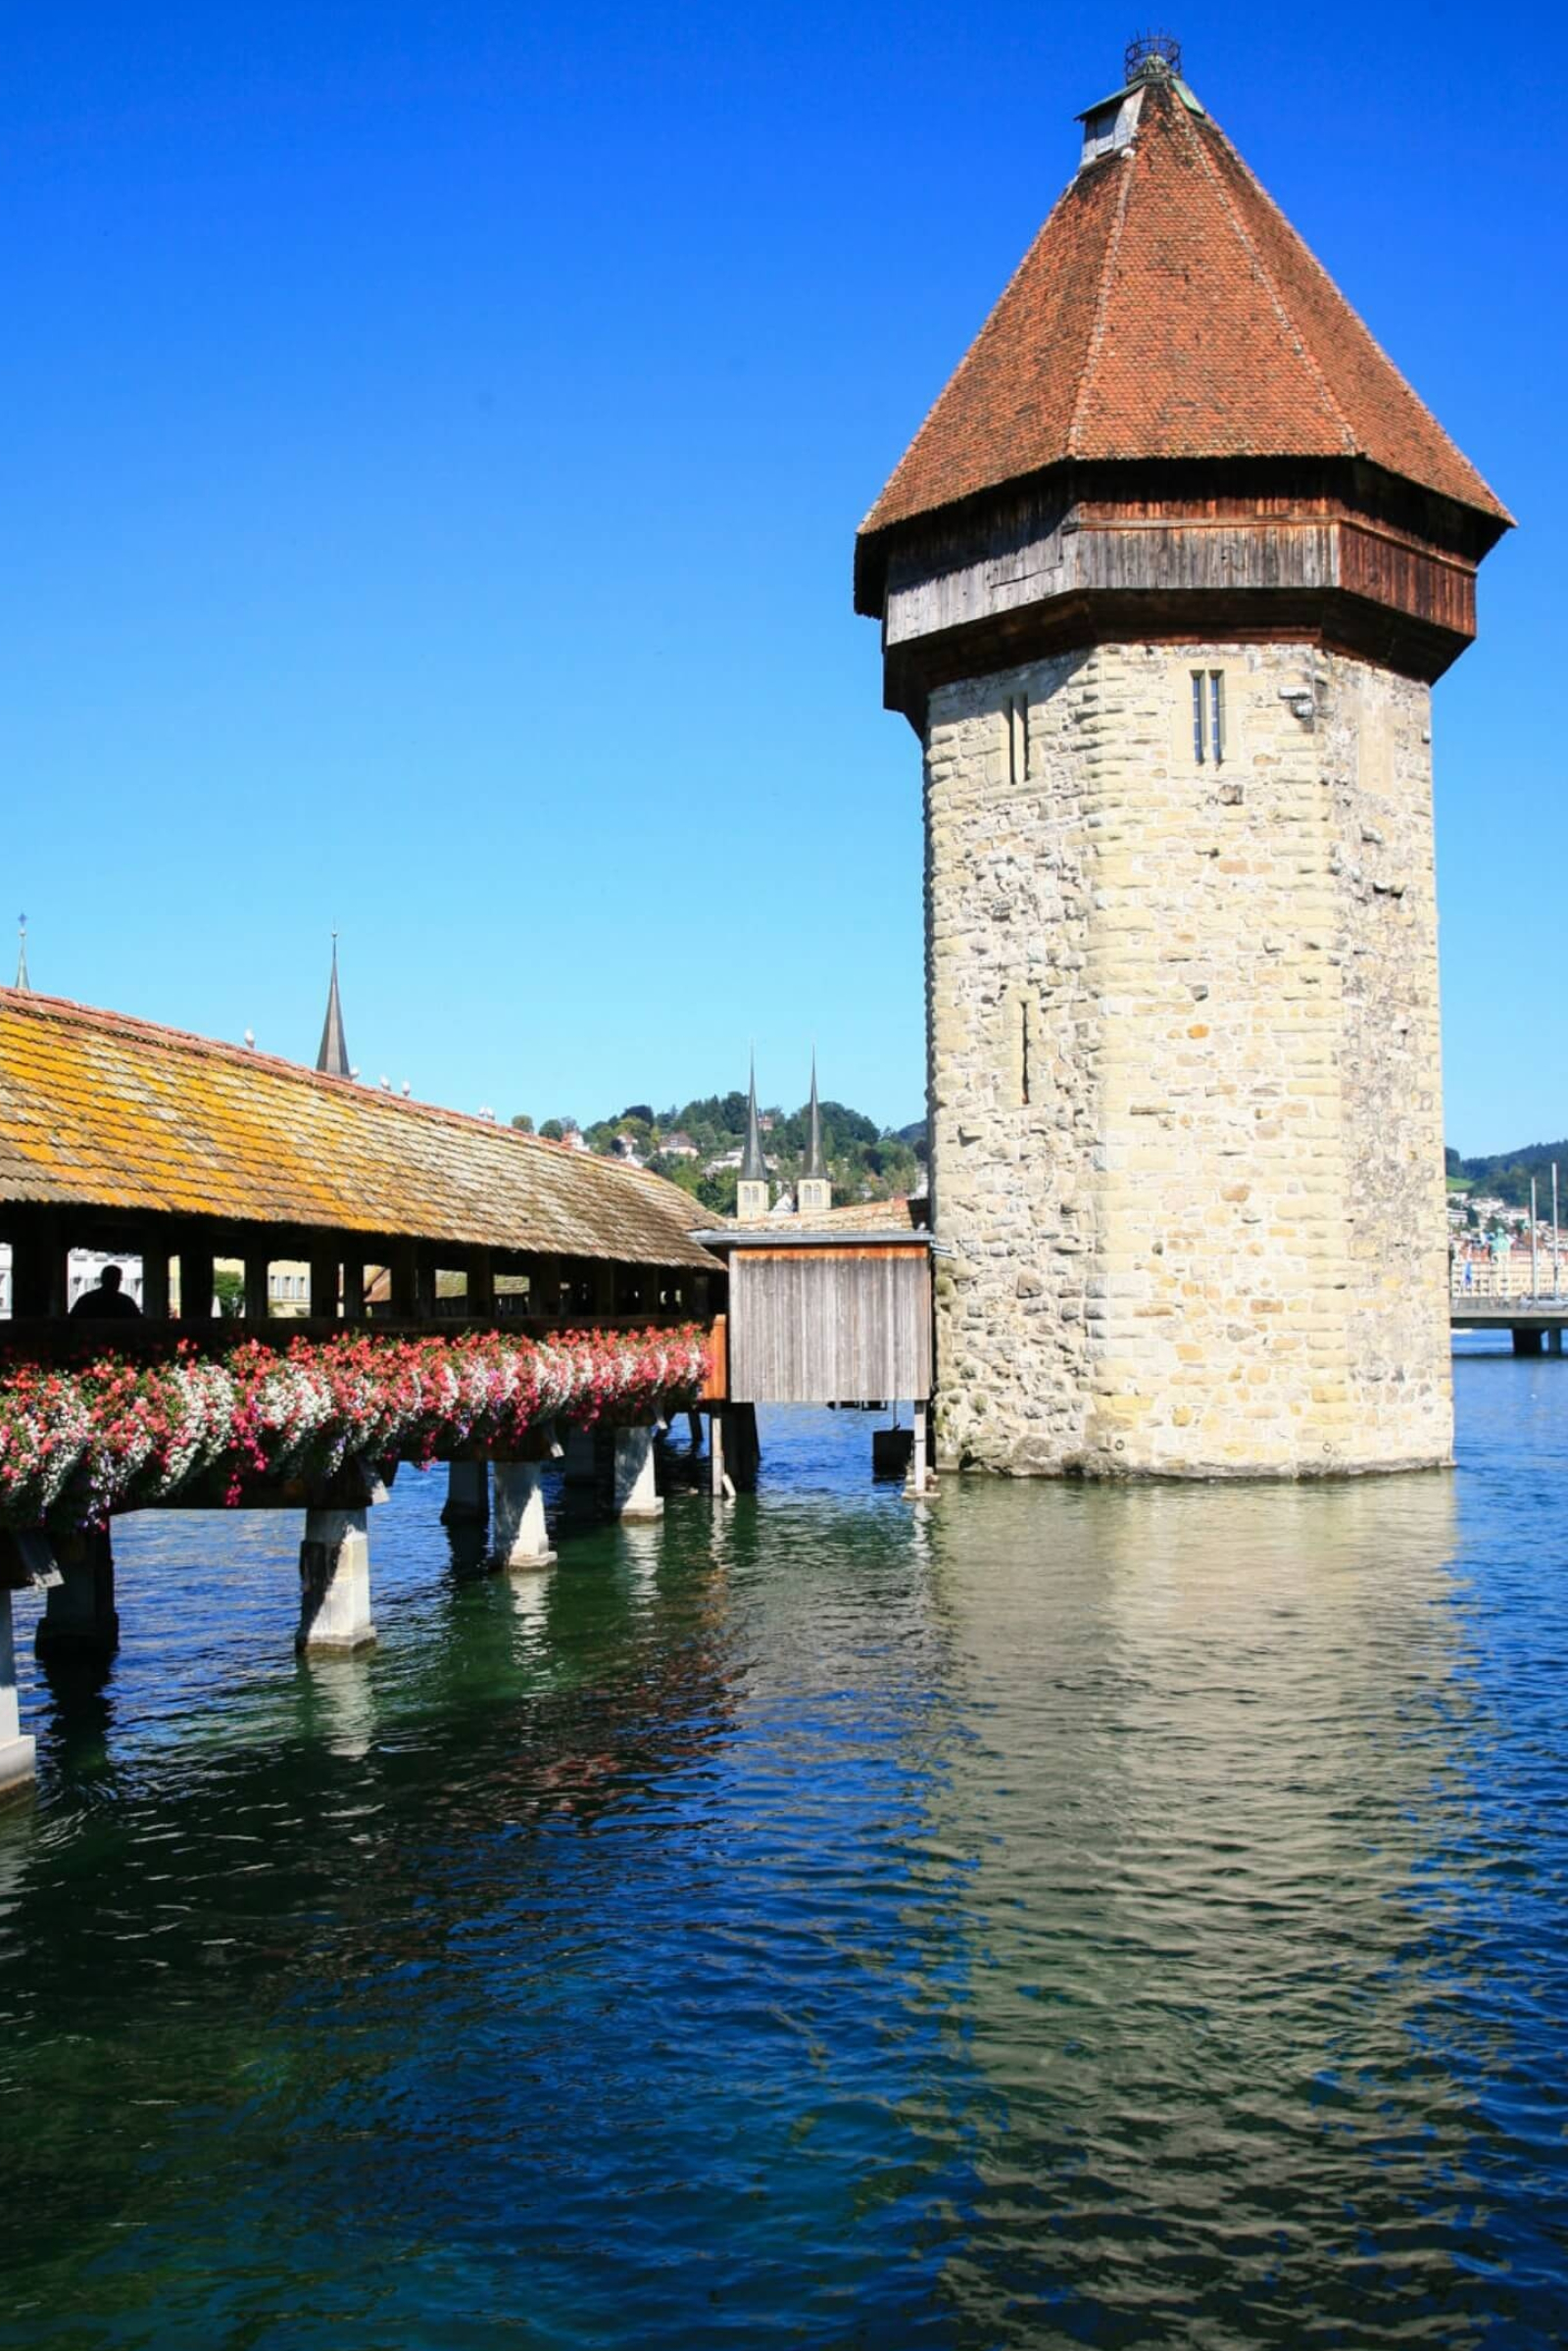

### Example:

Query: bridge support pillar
xmin=441 ymin=1461 xmax=490 ymax=1527
xmin=905 ymin=1399 xmax=936 ymax=1497
xmin=491 ymin=1463 xmax=557 ymax=1570
xmin=1512 ymin=1327 xmax=1545 ymax=1357
xmin=724 ymin=1404 xmax=760 ymax=1494
xmin=298 ymin=1508 xmax=376 ymax=1655
xmin=35 ymin=1526 xmax=119 ymax=1658
xmin=1551 ymin=1328 xmax=1565 ymax=1357
xmin=0 ymin=1591 xmax=35 ymax=1802
xmin=609 ymin=1426 xmax=662 ymax=1521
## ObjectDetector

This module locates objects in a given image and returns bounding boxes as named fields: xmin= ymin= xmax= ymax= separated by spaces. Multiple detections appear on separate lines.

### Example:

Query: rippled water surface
xmin=3 ymin=1353 xmax=1567 ymax=2346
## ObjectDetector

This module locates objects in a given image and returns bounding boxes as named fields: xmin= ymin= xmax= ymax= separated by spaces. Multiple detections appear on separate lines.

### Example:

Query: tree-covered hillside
xmin=1446 ymin=1142 xmax=1568 ymax=1210
xmin=511 ymin=1094 xmax=925 ymax=1217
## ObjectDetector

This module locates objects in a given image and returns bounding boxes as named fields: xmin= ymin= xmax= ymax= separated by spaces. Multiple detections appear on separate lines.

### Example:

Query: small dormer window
xmin=1191 ymin=669 xmax=1226 ymax=765
xmin=1079 ymin=87 xmax=1145 ymax=167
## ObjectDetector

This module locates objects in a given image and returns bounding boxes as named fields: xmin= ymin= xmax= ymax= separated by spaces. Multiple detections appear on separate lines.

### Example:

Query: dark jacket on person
xmin=69 ymin=1283 xmax=142 ymax=1321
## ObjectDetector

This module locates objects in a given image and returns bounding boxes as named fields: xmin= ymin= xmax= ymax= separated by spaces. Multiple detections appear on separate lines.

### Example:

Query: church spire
xmin=737 ymin=1053 xmax=769 ymax=1219
xmin=316 ymin=932 xmax=351 ymax=1077
xmin=14 ymin=914 xmax=28 ymax=993
xmin=799 ymin=1052 xmax=832 ymax=1215
xmin=805 ymin=1054 xmax=826 ymax=1180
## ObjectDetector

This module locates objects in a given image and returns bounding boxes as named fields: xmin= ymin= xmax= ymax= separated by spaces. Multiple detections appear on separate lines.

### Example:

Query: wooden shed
xmin=696 ymin=1201 xmax=933 ymax=1408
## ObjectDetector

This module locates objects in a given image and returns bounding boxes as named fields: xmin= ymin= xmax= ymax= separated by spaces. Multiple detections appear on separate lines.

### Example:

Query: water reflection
xmin=299 ymin=1654 xmax=376 ymax=1761
xmin=917 ymin=1472 xmax=1494 ymax=2343
xmin=0 ymin=1389 xmax=1565 ymax=2347
xmin=505 ymin=1561 xmax=554 ymax=1646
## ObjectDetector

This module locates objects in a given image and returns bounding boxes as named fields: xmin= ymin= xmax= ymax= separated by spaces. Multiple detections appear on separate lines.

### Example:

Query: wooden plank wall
xmin=728 ymin=1250 xmax=931 ymax=1404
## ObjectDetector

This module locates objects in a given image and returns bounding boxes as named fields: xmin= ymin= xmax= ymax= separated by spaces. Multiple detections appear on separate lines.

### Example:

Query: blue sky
xmin=2 ymin=1 xmax=1555 ymax=1149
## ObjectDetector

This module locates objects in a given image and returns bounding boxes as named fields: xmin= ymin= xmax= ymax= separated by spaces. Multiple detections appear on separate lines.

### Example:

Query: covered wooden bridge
xmin=0 ymin=988 xmax=719 ymax=1331
xmin=0 ymin=985 xmax=725 ymax=1798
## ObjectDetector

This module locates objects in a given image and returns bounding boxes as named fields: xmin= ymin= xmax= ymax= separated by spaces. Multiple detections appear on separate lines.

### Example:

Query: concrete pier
xmin=906 ymin=1399 xmax=935 ymax=1497
xmin=0 ymin=1592 xmax=36 ymax=1801
xmin=491 ymin=1462 xmax=557 ymax=1570
xmin=441 ymin=1461 xmax=490 ymax=1526
xmin=297 ymin=1507 xmax=376 ymax=1654
xmin=35 ymin=1526 xmax=119 ymax=1657
xmin=609 ymin=1427 xmax=662 ymax=1521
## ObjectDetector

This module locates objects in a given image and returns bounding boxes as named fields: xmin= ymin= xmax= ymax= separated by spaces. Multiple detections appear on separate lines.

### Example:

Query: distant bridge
xmin=1451 ymin=1299 xmax=1568 ymax=1353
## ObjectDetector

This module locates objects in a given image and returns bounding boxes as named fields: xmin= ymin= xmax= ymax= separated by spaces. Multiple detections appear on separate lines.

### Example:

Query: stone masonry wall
xmin=924 ymin=640 xmax=1451 ymax=1477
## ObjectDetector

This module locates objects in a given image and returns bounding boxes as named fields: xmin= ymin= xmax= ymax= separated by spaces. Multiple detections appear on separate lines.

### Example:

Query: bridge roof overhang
xmin=0 ymin=989 xmax=719 ymax=1272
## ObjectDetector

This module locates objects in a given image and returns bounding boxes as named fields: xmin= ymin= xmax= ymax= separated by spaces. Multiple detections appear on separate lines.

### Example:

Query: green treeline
xmin=1446 ymin=1141 xmax=1568 ymax=1211
xmin=511 ymin=1096 xmax=925 ymax=1217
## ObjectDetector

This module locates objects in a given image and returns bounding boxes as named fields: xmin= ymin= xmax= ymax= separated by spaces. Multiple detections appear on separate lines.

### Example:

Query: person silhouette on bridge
xmin=70 ymin=1263 xmax=142 ymax=1321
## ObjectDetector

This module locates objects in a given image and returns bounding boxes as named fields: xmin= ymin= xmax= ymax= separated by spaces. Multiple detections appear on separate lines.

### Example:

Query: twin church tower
xmin=857 ymin=38 xmax=1508 ymax=1476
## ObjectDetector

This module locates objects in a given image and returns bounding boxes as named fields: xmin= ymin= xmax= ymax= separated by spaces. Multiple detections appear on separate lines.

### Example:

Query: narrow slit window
xmin=1209 ymin=671 xmax=1225 ymax=766
xmin=1192 ymin=672 xmax=1206 ymax=763
xmin=1005 ymin=693 xmax=1029 ymax=785
xmin=1020 ymin=997 xmax=1032 ymax=1106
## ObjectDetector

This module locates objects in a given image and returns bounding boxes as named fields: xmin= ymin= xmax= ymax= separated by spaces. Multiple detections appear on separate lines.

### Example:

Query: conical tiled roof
xmin=859 ymin=66 xmax=1507 ymax=557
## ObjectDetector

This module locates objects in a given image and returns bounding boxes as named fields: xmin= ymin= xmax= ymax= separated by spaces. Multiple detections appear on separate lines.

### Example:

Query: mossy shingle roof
xmin=0 ymin=989 xmax=717 ymax=1269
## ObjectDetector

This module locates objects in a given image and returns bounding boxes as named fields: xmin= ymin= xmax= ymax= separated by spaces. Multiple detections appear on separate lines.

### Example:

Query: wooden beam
xmin=309 ymin=1249 xmax=339 ymax=1321
xmin=141 ymin=1245 xmax=171 ymax=1322
xmin=342 ymin=1258 xmax=366 ymax=1321
xmin=176 ymin=1234 xmax=216 ymax=1322
xmin=244 ymin=1254 xmax=270 ymax=1321
xmin=531 ymin=1254 xmax=562 ymax=1319
xmin=467 ymin=1247 xmax=495 ymax=1320
xmin=11 ymin=1210 xmax=67 ymax=1319
xmin=388 ymin=1240 xmax=416 ymax=1320
xmin=414 ymin=1248 xmax=437 ymax=1322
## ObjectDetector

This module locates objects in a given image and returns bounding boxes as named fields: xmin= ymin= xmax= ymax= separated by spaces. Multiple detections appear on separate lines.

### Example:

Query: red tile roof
xmin=860 ymin=74 xmax=1508 ymax=544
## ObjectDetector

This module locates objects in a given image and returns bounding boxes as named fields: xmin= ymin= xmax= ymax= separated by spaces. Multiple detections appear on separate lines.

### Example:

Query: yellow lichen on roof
xmin=0 ymin=990 xmax=716 ymax=1270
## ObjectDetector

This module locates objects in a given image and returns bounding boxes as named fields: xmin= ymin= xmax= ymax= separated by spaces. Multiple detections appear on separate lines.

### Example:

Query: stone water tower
xmin=856 ymin=37 xmax=1509 ymax=1476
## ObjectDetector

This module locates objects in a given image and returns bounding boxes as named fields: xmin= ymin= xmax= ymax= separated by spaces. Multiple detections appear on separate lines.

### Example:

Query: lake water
xmin=2 ymin=1347 xmax=1566 ymax=2347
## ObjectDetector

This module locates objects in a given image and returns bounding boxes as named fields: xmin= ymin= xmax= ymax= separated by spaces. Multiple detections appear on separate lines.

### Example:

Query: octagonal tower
xmin=857 ymin=41 xmax=1510 ymax=1477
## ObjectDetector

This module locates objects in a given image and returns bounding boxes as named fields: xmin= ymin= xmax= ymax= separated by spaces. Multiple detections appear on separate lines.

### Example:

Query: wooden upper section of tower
xmin=857 ymin=50 xmax=1510 ymax=716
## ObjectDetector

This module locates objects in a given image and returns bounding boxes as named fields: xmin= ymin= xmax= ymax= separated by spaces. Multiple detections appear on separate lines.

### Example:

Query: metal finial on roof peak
xmin=14 ymin=913 xmax=28 ymax=993
xmin=804 ymin=1052 xmax=826 ymax=1181
xmin=1125 ymin=28 xmax=1181 ymax=81
xmin=316 ymin=933 xmax=351 ymax=1078
xmin=741 ymin=1053 xmax=767 ymax=1182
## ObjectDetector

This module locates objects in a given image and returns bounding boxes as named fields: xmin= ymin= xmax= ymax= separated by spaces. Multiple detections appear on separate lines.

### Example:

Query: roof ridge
xmin=1196 ymin=112 xmax=1512 ymax=522
xmin=1183 ymin=102 xmax=1356 ymax=456
xmin=1067 ymin=144 xmax=1136 ymax=459
xmin=0 ymin=983 xmax=700 ymax=1221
